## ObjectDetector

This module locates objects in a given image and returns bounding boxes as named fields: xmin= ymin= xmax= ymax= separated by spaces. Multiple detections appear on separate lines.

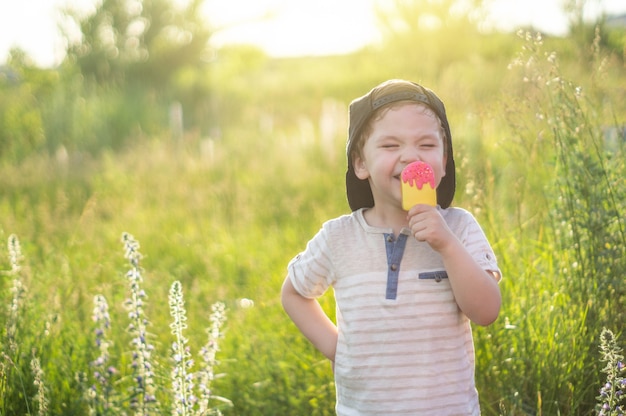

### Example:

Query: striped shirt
xmin=288 ymin=207 xmax=500 ymax=416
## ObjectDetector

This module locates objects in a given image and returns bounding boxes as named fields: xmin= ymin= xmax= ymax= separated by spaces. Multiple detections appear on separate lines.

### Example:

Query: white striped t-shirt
xmin=288 ymin=207 xmax=500 ymax=416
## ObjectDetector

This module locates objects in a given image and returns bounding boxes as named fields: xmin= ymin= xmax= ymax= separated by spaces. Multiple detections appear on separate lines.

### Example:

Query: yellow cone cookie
xmin=401 ymin=161 xmax=437 ymax=210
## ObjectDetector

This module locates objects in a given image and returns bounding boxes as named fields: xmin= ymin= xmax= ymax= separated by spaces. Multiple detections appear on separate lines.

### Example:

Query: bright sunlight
xmin=0 ymin=0 xmax=625 ymax=66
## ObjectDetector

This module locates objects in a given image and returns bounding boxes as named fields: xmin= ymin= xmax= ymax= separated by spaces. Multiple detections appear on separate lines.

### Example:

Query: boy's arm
xmin=408 ymin=205 xmax=501 ymax=326
xmin=281 ymin=277 xmax=338 ymax=361
xmin=437 ymin=237 xmax=501 ymax=326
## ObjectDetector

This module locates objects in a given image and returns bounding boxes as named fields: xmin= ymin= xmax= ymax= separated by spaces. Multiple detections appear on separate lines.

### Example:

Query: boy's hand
xmin=406 ymin=204 xmax=454 ymax=252
xmin=406 ymin=204 xmax=502 ymax=326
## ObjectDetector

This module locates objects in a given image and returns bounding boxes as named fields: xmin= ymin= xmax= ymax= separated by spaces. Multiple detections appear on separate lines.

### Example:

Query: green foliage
xmin=26 ymin=0 xmax=217 ymax=155
xmin=472 ymin=31 xmax=626 ymax=415
xmin=0 ymin=51 xmax=52 ymax=161
xmin=375 ymin=0 xmax=494 ymax=78
xmin=0 ymin=78 xmax=44 ymax=161
xmin=64 ymin=0 xmax=212 ymax=87
xmin=44 ymin=77 xmax=166 ymax=154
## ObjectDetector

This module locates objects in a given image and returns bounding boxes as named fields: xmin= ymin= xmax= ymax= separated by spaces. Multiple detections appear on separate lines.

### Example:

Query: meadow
xmin=1 ymin=16 xmax=625 ymax=416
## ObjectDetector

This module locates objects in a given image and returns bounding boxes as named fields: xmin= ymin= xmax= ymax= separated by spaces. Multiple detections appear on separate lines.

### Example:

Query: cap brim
xmin=438 ymin=155 xmax=455 ymax=209
xmin=346 ymin=166 xmax=374 ymax=212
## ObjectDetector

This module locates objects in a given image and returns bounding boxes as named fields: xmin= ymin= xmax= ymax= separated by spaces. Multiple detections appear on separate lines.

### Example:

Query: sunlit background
xmin=1 ymin=0 xmax=625 ymax=67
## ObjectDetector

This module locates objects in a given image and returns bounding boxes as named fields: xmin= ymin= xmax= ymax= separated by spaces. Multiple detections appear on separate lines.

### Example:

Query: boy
xmin=281 ymin=79 xmax=502 ymax=415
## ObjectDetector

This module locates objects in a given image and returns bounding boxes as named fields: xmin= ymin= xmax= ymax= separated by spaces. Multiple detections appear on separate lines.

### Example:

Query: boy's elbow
xmin=475 ymin=309 xmax=500 ymax=326
xmin=474 ymin=298 xmax=501 ymax=327
xmin=473 ymin=275 xmax=501 ymax=326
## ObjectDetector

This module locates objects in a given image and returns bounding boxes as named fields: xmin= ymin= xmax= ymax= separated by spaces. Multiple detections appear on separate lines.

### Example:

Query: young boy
xmin=281 ymin=79 xmax=502 ymax=415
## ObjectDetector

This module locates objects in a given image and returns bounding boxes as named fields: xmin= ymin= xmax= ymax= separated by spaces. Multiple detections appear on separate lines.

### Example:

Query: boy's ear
xmin=353 ymin=154 xmax=370 ymax=180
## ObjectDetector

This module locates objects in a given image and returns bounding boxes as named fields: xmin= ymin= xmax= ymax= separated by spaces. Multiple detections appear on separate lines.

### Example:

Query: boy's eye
xmin=381 ymin=143 xmax=399 ymax=148
xmin=420 ymin=141 xmax=439 ymax=148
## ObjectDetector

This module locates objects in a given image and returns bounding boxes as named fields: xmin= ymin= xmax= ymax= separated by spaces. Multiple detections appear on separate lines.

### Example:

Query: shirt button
xmin=387 ymin=235 xmax=394 ymax=243
xmin=390 ymin=264 xmax=398 ymax=271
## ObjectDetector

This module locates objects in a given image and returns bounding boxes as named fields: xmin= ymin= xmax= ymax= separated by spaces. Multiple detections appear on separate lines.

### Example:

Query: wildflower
xmin=547 ymin=51 xmax=557 ymax=64
xmin=6 ymin=278 xmax=25 ymax=354
xmin=8 ymin=234 xmax=23 ymax=274
xmin=5 ymin=235 xmax=26 ymax=354
xmin=197 ymin=302 xmax=229 ymax=415
xmin=31 ymin=355 xmax=49 ymax=416
xmin=121 ymin=232 xmax=159 ymax=413
xmin=169 ymin=280 xmax=195 ymax=415
xmin=504 ymin=317 xmax=517 ymax=330
xmin=596 ymin=328 xmax=626 ymax=415
xmin=89 ymin=294 xmax=118 ymax=412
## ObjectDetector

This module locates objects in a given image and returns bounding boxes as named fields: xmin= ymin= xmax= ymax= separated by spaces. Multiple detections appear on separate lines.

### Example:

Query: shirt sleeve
xmin=287 ymin=225 xmax=335 ymax=299
xmin=460 ymin=211 xmax=502 ymax=281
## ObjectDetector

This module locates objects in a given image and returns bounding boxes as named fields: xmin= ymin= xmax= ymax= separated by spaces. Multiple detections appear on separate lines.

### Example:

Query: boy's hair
xmin=345 ymin=79 xmax=456 ymax=211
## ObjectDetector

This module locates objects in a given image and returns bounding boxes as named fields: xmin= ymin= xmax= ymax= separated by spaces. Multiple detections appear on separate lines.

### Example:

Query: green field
xmin=1 ymin=2 xmax=625 ymax=414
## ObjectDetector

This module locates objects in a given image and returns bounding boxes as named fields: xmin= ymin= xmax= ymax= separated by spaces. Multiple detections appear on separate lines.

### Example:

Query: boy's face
xmin=353 ymin=103 xmax=447 ymax=210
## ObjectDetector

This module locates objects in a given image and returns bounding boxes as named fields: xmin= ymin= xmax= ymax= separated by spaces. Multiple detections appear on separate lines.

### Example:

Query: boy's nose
xmin=401 ymin=148 xmax=422 ymax=163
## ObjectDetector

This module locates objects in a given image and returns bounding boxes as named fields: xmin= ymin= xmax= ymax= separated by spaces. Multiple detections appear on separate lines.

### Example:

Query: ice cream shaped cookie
xmin=401 ymin=161 xmax=437 ymax=210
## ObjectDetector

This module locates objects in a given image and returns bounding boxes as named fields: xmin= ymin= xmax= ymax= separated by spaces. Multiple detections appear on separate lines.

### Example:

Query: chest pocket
xmin=418 ymin=270 xmax=448 ymax=282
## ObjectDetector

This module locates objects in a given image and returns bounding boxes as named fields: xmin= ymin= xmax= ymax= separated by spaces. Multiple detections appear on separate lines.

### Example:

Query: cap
xmin=345 ymin=79 xmax=456 ymax=211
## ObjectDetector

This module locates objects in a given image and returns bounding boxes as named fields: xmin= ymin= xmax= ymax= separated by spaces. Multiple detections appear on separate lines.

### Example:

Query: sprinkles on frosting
xmin=401 ymin=161 xmax=435 ymax=189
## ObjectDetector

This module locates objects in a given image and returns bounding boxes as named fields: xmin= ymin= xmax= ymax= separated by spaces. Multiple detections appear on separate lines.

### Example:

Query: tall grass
xmin=0 ymin=233 xmax=229 ymax=415
xmin=0 ymin=124 xmax=343 ymax=413
xmin=473 ymin=31 xmax=626 ymax=415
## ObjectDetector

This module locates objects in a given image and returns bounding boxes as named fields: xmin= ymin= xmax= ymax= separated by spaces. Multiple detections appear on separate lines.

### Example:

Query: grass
xmin=0 ymin=133 xmax=344 ymax=414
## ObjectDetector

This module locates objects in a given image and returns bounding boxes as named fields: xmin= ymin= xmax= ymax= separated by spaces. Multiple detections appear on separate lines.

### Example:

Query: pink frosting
xmin=401 ymin=161 xmax=435 ymax=189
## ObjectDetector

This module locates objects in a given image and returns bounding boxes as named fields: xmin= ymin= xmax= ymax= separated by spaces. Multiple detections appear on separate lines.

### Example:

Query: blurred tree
xmin=373 ymin=0 xmax=490 ymax=77
xmin=559 ymin=0 xmax=626 ymax=67
xmin=0 ymin=48 xmax=59 ymax=161
xmin=564 ymin=0 xmax=602 ymax=54
xmin=64 ymin=0 xmax=212 ymax=87
xmin=376 ymin=0 xmax=487 ymax=35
